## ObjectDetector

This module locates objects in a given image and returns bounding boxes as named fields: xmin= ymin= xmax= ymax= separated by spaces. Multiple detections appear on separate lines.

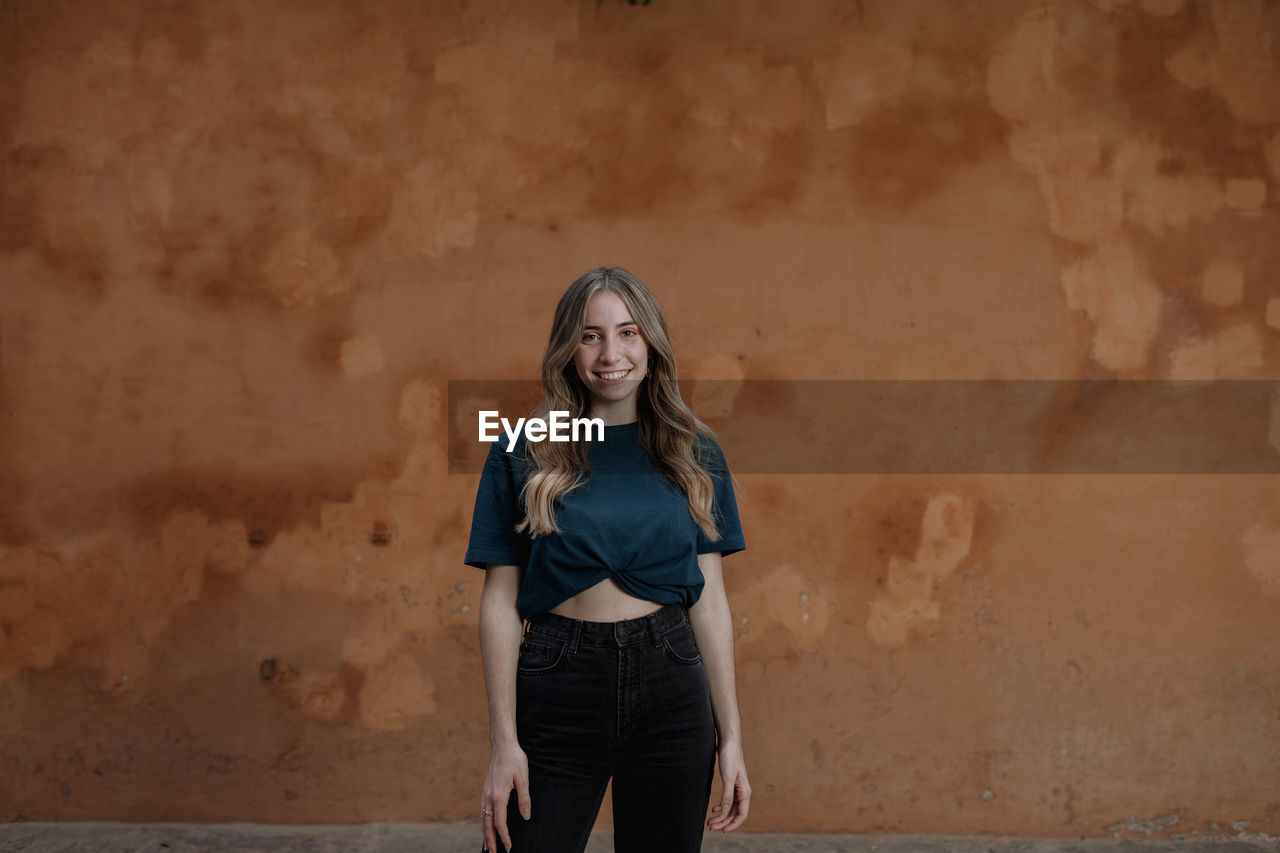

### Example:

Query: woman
xmin=464 ymin=267 xmax=750 ymax=853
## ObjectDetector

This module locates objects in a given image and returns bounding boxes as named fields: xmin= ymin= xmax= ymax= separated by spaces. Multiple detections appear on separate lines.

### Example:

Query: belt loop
xmin=647 ymin=609 xmax=661 ymax=647
xmin=569 ymin=619 xmax=582 ymax=655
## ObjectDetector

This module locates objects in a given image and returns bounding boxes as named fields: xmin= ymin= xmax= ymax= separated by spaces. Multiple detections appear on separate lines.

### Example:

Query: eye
xmin=620 ymin=328 xmax=638 ymax=338
xmin=581 ymin=332 xmax=600 ymax=343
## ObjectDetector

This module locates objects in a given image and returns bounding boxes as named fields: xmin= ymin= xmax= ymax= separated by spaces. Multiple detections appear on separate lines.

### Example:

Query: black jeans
xmin=496 ymin=603 xmax=717 ymax=853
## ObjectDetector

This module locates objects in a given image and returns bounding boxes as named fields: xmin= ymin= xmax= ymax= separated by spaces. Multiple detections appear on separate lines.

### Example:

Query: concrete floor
xmin=0 ymin=823 xmax=1276 ymax=853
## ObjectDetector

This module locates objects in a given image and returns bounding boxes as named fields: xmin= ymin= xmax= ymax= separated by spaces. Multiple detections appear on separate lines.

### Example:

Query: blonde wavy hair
xmin=516 ymin=267 xmax=722 ymax=540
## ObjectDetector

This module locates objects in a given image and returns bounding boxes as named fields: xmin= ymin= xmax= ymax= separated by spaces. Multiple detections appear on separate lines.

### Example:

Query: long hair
xmin=516 ymin=267 xmax=721 ymax=539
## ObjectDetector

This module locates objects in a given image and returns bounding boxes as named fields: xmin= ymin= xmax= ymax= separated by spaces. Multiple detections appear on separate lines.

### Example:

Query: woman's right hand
xmin=482 ymin=742 xmax=531 ymax=853
xmin=478 ymin=564 xmax=527 ymax=851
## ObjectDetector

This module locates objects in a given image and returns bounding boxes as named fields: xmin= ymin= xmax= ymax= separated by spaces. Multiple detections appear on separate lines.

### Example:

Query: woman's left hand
xmin=707 ymin=740 xmax=751 ymax=832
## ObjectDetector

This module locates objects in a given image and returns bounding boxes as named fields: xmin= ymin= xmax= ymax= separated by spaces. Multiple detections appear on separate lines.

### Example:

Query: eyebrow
xmin=583 ymin=321 xmax=638 ymax=331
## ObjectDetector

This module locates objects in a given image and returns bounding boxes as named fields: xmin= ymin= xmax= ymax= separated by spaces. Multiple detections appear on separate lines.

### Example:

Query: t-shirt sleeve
xmin=464 ymin=440 xmax=532 ymax=569
xmin=695 ymin=434 xmax=746 ymax=557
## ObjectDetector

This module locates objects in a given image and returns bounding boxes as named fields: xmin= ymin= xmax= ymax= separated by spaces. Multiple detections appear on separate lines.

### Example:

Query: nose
xmin=599 ymin=336 xmax=621 ymax=364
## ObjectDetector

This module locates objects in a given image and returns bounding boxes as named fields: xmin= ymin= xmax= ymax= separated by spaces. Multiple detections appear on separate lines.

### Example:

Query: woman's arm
xmin=480 ymin=563 xmax=530 ymax=852
xmin=688 ymin=551 xmax=751 ymax=833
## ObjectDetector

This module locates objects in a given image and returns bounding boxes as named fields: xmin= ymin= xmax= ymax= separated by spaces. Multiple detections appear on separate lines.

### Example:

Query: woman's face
xmin=571 ymin=290 xmax=649 ymax=422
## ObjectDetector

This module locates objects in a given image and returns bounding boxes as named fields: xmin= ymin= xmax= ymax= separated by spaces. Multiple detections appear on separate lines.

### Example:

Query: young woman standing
xmin=465 ymin=267 xmax=750 ymax=853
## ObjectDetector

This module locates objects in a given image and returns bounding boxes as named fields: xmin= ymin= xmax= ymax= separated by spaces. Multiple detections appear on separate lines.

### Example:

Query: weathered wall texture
xmin=1 ymin=0 xmax=1278 ymax=839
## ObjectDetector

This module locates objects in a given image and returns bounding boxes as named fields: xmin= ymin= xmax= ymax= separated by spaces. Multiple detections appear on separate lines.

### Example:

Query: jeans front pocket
xmin=660 ymin=622 xmax=703 ymax=665
xmin=517 ymin=634 xmax=568 ymax=675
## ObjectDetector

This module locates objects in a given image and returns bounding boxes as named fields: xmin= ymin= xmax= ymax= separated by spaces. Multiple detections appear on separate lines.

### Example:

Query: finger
xmin=708 ymin=792 xmax=731 ymax=828
xmin=708 ymin=786 xmax=734 ymax=829
xmin=482 ymin=806 xmax=495 ymax=853
xmin=495 ymin=789 xmax=513 ymax=852
xmin=726 ymin=787 xmax=751 ymax=832
xmin=709 ymin=781 xmax=742 ymax=831
xmin=516 ymin=773 xmax=532 ymax=821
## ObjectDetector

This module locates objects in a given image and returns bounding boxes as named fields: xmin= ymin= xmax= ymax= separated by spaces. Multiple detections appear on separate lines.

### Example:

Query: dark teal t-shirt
xmin=464 ymin=421 xmax=745 ymax=620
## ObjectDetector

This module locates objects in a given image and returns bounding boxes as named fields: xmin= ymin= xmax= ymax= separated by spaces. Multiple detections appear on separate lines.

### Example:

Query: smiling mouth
xmin=595 ymin=368 xmax=632 ymax=382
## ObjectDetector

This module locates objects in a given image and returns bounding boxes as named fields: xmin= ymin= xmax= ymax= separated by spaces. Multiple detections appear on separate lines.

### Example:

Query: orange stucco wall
xmin=2 ymin=0 xmax=1279 ymax=839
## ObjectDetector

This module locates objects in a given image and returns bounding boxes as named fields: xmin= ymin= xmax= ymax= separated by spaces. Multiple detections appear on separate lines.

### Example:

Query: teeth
xmin=598 ymin=369 xmax=630 ymax=381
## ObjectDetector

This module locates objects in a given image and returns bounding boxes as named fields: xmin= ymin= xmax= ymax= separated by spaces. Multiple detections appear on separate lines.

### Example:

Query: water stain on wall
xmin=866 ymin=492 xmax=978 ymax=647
xmin=846 ymin=94 xmax=1009 ymax=211
xmin=1242 ymin=520 xmax=1280 ymax=597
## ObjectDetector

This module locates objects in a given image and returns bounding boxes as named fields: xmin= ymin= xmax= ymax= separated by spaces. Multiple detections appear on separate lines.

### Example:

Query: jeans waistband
xmin=527 ymin=603 xmax=688 ymax=647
